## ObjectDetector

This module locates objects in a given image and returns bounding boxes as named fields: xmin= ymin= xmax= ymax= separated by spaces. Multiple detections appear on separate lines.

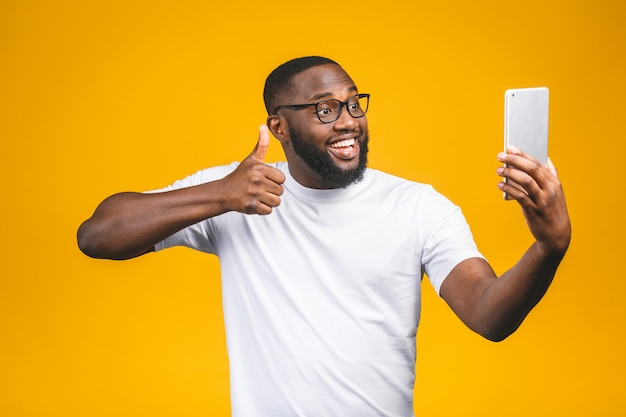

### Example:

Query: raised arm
xmin=77 ymin=125 xmax=285 ymax=260
xmin=440 ymin=146 xmax=571 ymax=341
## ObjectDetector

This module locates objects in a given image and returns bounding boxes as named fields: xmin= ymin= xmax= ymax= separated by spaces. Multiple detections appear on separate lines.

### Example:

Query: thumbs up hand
xmin=220 ymin=125 xmax=286 ymax=215
xmin=252 ymin=123 xmax=271 ymax=162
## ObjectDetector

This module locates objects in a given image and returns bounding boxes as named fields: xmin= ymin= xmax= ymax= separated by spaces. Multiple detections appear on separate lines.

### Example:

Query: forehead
xmin=290 ymin=64 xmax=357 ymax=102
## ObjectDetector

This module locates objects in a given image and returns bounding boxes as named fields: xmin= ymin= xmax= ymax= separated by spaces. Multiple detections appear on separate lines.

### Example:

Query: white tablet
xmin=504 ymin=87 xmax=549 ymax=199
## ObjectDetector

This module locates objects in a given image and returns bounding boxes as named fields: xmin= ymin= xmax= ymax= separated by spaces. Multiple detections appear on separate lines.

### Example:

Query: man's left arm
xmin=440 ymin=146 xmax=571 ymax=342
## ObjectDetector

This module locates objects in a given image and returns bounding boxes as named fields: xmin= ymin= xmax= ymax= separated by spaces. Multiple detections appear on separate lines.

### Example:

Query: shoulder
xmin=366 ymin=168 xmax=427 ymax=189
xmin=145 ymin=162 xmax=239 ymax=193
xmin=366 ymin=170 xmax=467 ymax=237
xmin=365 ymin=169 xmax=451 ymax=205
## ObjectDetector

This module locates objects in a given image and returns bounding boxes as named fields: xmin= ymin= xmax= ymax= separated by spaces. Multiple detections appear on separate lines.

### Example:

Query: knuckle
xmin=243 ymin=194 xmax=261 ymax=213
xmin=243 ymin=202 xmax=256 ymax=214
xmin=505 ymin=154 xmax=518 ymax=164
xmin=249 ymin=171 xmax=264 ymax=185
xmin=527 ymin=163 xmax=540 ymax=175
xmin=518 ymin=193 xmax=532 ymax=205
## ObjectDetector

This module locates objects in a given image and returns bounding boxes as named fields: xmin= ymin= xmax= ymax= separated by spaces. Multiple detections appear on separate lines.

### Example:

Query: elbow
xmin=77 ymin=192 xmax=150 ymax=260
xmin=77 ymin=219 xmax=115 ymax=259
xmin=482 ymin=331 xmax=512 ymax=343
xmin=77 ymin=220 xmax=101 ymax=258
xmin=477 ymin=321 xmax=522 ymax=343
xmin=77 ymin=219 xmax=152 ymax=260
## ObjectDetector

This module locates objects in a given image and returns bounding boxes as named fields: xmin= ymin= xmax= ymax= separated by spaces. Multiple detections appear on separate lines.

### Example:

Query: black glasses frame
xmin=271 ymin=93 xmax=370 ymax=124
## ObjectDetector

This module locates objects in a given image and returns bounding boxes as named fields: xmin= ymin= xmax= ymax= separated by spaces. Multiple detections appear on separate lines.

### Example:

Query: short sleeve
xmin=421 ymin=197 xmax=484 ymax=295
xmin=146 ymin=162 xmax=240 ymax=253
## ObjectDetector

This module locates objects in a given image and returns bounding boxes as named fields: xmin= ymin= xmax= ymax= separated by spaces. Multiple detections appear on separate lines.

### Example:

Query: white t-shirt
xmin=154 ymin=162 xmax=483 ymax=417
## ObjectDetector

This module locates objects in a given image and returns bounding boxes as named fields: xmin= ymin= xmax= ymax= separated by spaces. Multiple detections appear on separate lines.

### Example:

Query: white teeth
xmin=330 ymin=139 xmax=355 ymax=148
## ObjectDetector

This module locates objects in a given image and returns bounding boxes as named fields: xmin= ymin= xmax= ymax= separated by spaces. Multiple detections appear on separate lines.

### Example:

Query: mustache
xmin=327 ymin=129 xmax=368 ymax=143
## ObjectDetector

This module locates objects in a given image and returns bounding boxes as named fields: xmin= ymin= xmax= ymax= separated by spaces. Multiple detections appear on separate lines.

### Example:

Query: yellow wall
xmin=1 ymin=0 xmax=624 ymax=415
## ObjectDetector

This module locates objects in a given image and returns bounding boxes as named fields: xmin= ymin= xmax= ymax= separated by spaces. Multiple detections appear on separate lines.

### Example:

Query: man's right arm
xmin=77 ymin=125 xmax=285 ymax=260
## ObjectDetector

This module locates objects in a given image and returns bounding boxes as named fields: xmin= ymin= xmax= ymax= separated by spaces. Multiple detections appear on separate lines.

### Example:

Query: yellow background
xmin=1 ymin=0 xmax=624 ymax=415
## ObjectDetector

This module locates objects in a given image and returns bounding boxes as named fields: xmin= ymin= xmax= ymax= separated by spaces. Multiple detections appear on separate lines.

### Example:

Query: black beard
xmin=289 ymin=127 xmax=369 ymax=189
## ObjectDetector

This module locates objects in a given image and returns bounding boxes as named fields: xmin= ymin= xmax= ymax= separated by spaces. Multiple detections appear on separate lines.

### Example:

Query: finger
xmin=248 ymin=191 xmax=282 ymax=215
xmin=498 ymin=180 xmax=532 ymax=203
xmin=497 ymin=166 xmax=541 ymax=200
xmin=498 ymin=146 xmax=541 ymax=169
xmin=497 ymin=147 xmax=547 ymax=189
xmin=256 ymin=168 xmax=284 ymax=198
xmin=506 ymin=145 xmax=542 ymax=165
xmin=261 ymin=192 xmax=282 ymax=209
xmin=247 ymin=201 xmax=274 ymax=216
xmin=263 ymin=179 xmax=284 ymax=197
xmin=264 ymin=166 xmax=286 ymax=186
xmin=546 ymin=157 xmax=559 ymax=178
xmin=252 ymin=124 xmax=270 ymax=162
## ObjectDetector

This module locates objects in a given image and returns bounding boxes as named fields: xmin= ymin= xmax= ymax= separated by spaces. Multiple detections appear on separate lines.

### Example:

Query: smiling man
xmin=266 ymin=60 xmax=369 ymax=189
xmin=78 ymin=56 xmax=571 ymax=416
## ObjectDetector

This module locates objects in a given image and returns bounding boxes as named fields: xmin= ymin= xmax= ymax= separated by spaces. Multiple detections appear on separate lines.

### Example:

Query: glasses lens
xmin=316 ymin=100 xmax=341 ymax=123
xmin=315 ymin=95 xmax=369 ymax=123
xmin=347 ymin=95 xmax=369 ymax=118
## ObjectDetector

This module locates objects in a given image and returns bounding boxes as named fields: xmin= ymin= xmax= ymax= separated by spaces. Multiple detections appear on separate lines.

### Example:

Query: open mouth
xmin=328 ymin=138 xmax=358 ymax=160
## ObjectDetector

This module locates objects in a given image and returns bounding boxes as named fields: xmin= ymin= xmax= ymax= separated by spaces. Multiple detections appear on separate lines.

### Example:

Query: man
xmin=78 ymin=56 xmax=571 ymax=416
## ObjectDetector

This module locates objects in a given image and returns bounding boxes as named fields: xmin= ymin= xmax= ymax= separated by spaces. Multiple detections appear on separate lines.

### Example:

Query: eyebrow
xmin=309 ymin=85 xmax=358 ymax=102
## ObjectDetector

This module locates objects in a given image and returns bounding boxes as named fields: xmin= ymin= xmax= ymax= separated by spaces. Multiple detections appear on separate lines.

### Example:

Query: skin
xmin=77 ymin=125 xmax=285 ymax=260
xmin=442 ymin=150 xmax=570 ymax=341
xmin=77 ymin=63 xmax=571 ymax=342
xmin=266 ymin=65 xmax=368 ymax=189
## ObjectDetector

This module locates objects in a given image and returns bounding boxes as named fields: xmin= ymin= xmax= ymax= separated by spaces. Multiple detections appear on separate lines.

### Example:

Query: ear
xmin=267 ymin=115 xmax=289 ymax=144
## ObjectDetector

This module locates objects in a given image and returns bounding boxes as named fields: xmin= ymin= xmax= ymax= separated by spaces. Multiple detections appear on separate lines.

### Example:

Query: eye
xmin=316 ymin=103 xmax=334 ymax=116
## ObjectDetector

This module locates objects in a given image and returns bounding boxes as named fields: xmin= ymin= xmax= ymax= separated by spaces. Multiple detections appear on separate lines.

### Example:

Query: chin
xmin=291 ymin=129 xmax=369 ymax=188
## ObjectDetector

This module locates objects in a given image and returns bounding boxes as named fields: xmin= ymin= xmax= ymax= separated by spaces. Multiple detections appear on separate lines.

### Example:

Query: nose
xmin=333 ymin=103 xmax=360 ymax=130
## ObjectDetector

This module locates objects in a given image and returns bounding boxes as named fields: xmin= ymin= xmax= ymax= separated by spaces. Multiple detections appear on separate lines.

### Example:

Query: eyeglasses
xmin=272 ymin=93 xmax=370 ymax=124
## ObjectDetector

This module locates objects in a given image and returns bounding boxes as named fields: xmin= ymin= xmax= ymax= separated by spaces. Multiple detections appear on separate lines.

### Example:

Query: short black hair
xmin=263 ymin=56 xmax=340 ymax=114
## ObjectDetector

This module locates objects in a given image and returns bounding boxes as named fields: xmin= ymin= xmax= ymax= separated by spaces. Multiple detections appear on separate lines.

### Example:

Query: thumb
xmin=252 ymin=124 xmax=270 ymax=162
xmin=546 ymin=157 xmax=559 ymax=178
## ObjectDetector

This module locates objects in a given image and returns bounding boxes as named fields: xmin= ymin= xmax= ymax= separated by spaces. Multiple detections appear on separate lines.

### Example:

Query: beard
xmin=289 ymin=127 xmax=369 ymax=189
